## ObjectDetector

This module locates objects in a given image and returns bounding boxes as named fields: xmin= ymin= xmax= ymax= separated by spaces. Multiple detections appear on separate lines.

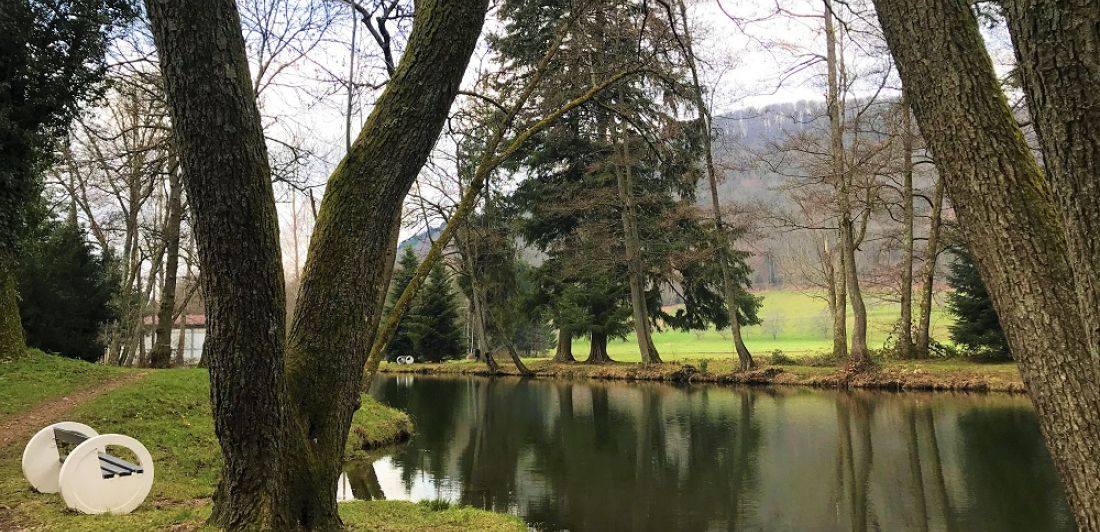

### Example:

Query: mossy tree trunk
xmin=1003 ymin=0 xmax=1100 ymax=380
xmin=146 ymin=0 xmax=489 ymax=528
xmin=145 ymin=0 xmax=290 ymax=527
xmin=0 ymin=264 xmax=25 ymax=361
xmin=279 ymin=0 xmax=488 ymax=526
xmin=873 ymin=0 xmax=1100 ymax=526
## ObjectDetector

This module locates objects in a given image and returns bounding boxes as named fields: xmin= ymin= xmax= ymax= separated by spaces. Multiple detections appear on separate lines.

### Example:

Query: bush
xmin=768 ymin=350 xmax=797 ymax=365
xmin=697 ymin=358 xmax=709 ymax=374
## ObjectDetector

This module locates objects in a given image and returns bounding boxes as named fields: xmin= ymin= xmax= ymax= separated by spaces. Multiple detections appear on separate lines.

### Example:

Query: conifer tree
xmin=946 ymin=247 xmax=1009 ymax=359
xmin=406 ymin=262 xmax=465 ymax=362
xmin=18 ymin=214 xmax=116 ymax=362
xmin=384 ymin=247 xmax=421 ymax=361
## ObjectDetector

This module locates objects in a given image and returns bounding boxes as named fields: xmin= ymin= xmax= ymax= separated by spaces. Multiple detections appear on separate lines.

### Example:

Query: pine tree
xmin=18 ymin=215 xmax=116 ymax=362
xmin=406 ymin=262 xmax=465 ymax=362
xmin=383 ymin=247 xmax=420 ymax=361
xmin=946 ymin=247 xmax=1009 ymax=359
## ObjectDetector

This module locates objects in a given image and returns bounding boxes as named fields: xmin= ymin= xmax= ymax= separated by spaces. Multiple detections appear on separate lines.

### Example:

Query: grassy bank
xmin=572 ymin=289 xmax=954 ymax=361
xmin=0 ymin=352 xmax=522 ymax=531
xmin=0 ymin=349 xmax=127 ymax=418
xmin=382 ymin=357 xmax=1026 ymax=393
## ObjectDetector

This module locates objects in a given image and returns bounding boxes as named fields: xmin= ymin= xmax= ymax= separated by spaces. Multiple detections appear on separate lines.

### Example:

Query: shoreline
xmin=379 ymin=359 xmax=1027 ymax=394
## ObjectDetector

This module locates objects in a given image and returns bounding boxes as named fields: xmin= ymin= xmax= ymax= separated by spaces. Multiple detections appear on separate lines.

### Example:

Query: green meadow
xmin=572 ymin=289 xmax=954 ymax=362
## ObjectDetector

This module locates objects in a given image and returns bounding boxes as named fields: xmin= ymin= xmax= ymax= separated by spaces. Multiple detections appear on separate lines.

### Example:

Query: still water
xmin=342 ymin=375 xmax=1074 ymax=531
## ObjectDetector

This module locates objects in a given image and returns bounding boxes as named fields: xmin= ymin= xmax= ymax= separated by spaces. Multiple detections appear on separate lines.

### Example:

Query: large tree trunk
xmin=149 ymin=0 xmax=489 ymax=527
xmin=614 ymin=135 xmax=661 ymax=365
xmin=586 ymin=331 xmax=613 ymax=363
xmin=1003 ymin=0 xmax=1100 ymax=371
xmin=873 ymin=0 xmax=1100 ymax=526
xmin=0 ymin=265 xmax=24 ymax=361
xmin=675 ymin=0 xmax=754 ymax=370
xmin=898 ymin=97 xmax=916 ymax=359
xmin=279 ymin=0 xmax=487 ymax=526
xmin=145 ymin=0 xmax=290 ymax=528
xmin=554 ymin=329 xmax=575 ymax=362
xmin=914 ymin=177 xmax=945 ymax=359
xmin=147 ymin=167 xmax=184 ymax=369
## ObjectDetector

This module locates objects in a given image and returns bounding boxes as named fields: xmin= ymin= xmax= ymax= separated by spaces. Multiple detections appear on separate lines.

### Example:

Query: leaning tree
xmin=872 ymin=0 xmax=1100 ymax=527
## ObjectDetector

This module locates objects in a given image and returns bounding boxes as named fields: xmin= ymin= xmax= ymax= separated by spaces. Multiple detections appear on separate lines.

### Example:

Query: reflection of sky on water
xmin=334 ymin=375 xmax=1074 ymax=531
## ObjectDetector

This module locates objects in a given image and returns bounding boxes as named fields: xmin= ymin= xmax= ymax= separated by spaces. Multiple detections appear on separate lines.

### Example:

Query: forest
xmin=0 ymin=0 xmax=1097 ymax=530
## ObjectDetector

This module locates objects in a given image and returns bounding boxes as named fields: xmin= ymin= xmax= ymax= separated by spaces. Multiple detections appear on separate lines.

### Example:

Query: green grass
xmin=0 ymin=349 xmax=127 ymax=418
xmin=572 ymin=289 xmax=954 ymax=361
xmin=0 ymin=360 xmax=522 ymax=531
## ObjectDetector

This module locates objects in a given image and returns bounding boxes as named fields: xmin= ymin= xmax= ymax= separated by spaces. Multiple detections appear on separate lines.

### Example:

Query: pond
xmin=342 ymin=375 xmax=1074 ymax=531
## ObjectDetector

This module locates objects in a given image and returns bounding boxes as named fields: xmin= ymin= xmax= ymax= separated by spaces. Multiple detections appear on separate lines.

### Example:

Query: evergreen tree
xmin=406 ymin=262 xmax=465 ymax=362
xmin=0 ymin=0 xmax=133 ymax=360
xmin=946 ymin=246 xmax=1010 ymax=359
xmin=18 ymin=215 xmax=117 ymax=361
xmin=383 ymin=247 xmax=420 ymax=361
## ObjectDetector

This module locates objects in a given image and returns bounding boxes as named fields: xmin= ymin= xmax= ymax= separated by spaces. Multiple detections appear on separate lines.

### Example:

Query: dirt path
xmin=0 ymin=371 xmax=150 ymax=450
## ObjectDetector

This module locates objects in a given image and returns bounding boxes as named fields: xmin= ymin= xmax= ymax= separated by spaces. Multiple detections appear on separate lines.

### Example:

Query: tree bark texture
xmin=873 ymin=0 xmax=1100 ymax=526
xmin=149 ymin=0 xmax=488 ymax=527
xmin=586 ymin=331 xmax=613 ymax=363
xmin=280 ymin=0 xmax=488 ymax=526
xmin=144 ymin=0 xmax=290 ymax=527
xmin=1003 ymin=0 xmax=1100 ymax=378
xmin=554 ymin=329 xmax=575 ymax=362
xmin=148 ymin=167 xmax=184 ymax=369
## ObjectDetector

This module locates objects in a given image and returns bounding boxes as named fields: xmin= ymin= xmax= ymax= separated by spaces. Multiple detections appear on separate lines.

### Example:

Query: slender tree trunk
xmin=873 ymin=0 xmax=1100 ymax=526
xmin=915 ymin=177 xmax=945 ymax=358
xmin=148 ymin=167 xmax=184 ymax=369
xmin=898 ymin=97 xmax=916 ymax=358
xmin=554 ymin=329 xmax=575 ymax=362
xmin=0 ymin=264 xmax=24 ymax=361
xmin=825 ymin=2 xmax=870 ymax=369
xmin=586 ymin=331 xmax=613 ymax=363
xmin=174 ymin=313 xmax=186 ymax=366
xmin=675 ymin=0 xmax=753 ymax=370
xmin=614 ymin=135 xmax=661 ymax=365
xmin=145 ymin=0 xmax=290 ymax=527
xmin=825 ymin=237 xmax=848 ymax=359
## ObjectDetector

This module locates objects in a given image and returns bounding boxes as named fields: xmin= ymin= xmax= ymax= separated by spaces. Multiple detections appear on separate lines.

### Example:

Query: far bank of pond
xmin=380 ymin=358 xmax=1027 ymax=393
xmin=350 ymin=374 xmax=1072 ymax=531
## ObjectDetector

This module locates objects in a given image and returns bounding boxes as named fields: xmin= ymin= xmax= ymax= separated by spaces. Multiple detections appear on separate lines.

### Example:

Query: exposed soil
xmin=382 ymin=361 xmax=1028 ymax=394
xmin=0 ymin=371 xmax=149 ymax=449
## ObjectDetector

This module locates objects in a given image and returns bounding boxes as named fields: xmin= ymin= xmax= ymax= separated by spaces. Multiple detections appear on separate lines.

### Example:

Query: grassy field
xmin=572 ymin=289 xmax=954 ymax=361
xmin=0 ymin=352 xmax=522 ymax=531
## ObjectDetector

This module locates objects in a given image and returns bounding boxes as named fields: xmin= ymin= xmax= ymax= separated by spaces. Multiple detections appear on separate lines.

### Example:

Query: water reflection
xmin=349 ymin=376 xmax=1074 ymax=531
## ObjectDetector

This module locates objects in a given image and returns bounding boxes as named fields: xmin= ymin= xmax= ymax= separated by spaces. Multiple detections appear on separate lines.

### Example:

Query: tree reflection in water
xmin=354 ymin=376 xmax=1073 ymax=531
